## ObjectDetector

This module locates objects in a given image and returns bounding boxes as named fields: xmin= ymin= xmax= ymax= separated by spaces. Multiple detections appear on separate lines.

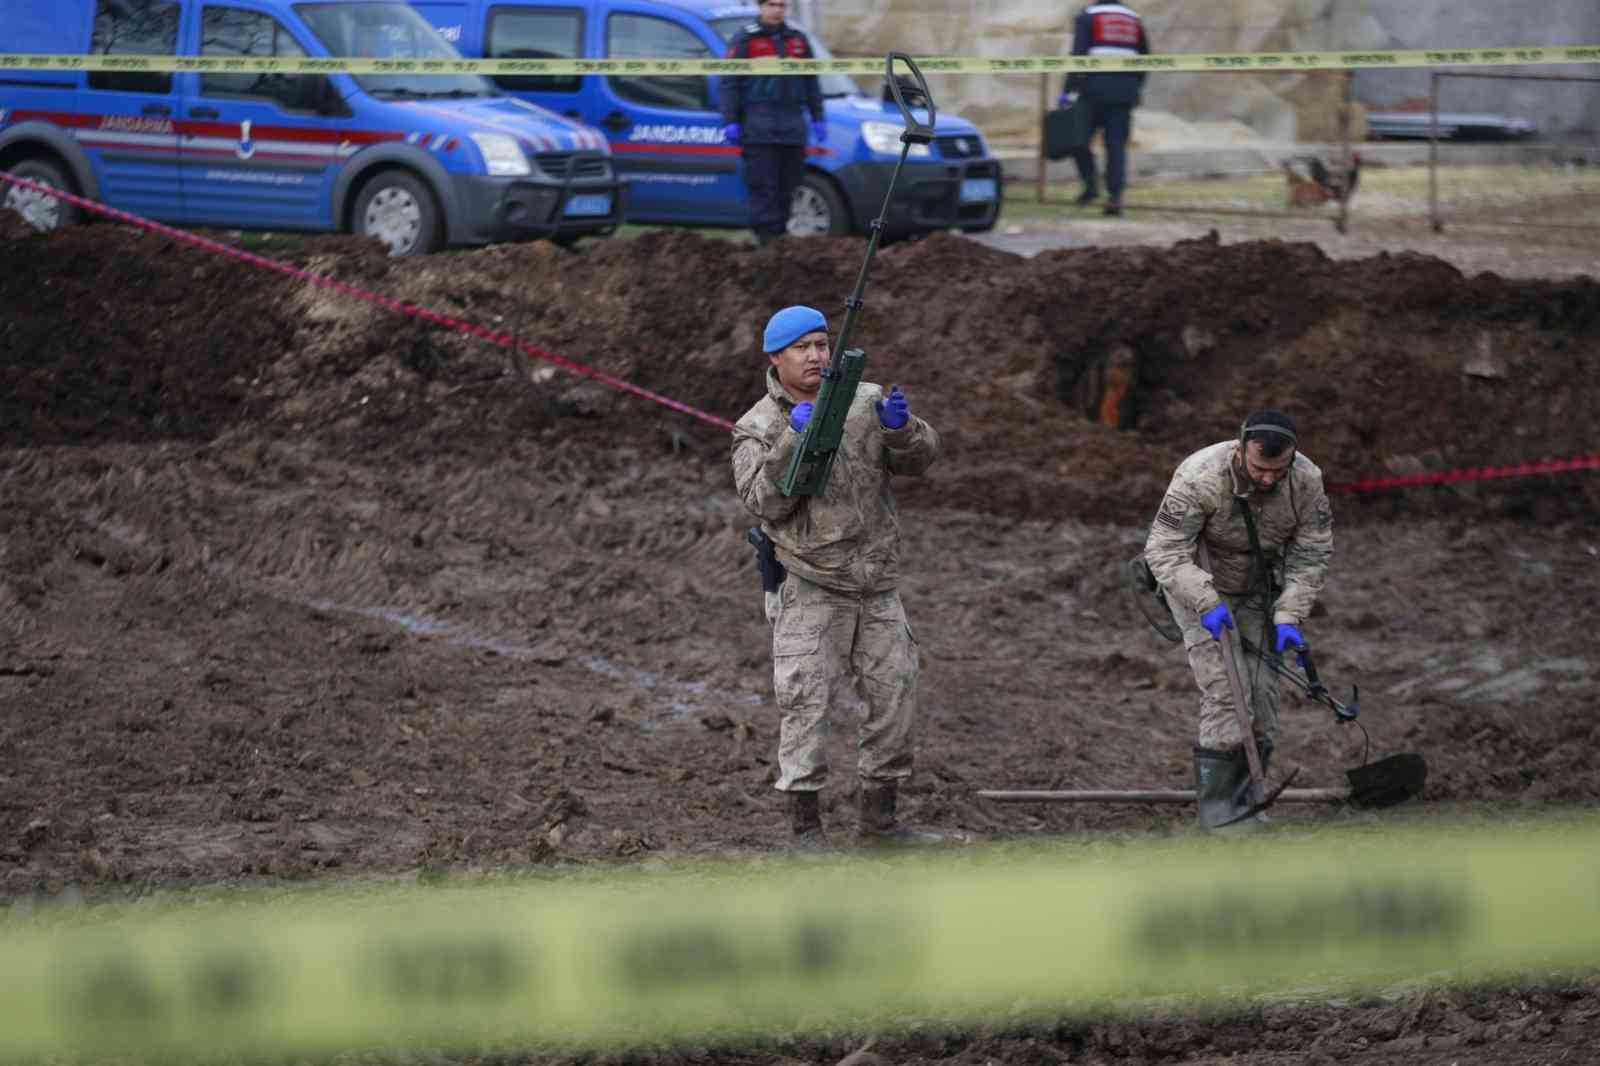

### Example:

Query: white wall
xmin=1354 ymin=0 xmax=1600 ymax=140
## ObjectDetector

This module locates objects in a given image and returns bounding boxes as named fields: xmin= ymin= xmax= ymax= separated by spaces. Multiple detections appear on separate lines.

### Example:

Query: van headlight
xmin=470 ymin=133 xmax=531 ymax=176
xmin=860 ymin=121 xmax=931 ymax=158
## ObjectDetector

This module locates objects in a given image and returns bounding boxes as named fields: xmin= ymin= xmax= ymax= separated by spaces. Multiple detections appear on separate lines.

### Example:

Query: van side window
xmin=200 ymin=7 xmax=316 ymax=110
xmin=88 ymin=0 xmax=179 ymax=94
xmin=605 ymin=14 xmax=712 ymax=111
xmin=487 ymin=7 xmax=582 ymax=93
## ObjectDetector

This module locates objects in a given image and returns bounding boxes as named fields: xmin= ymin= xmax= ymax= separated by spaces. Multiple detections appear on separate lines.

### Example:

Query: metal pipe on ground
xmin=977 ymin=787 xmax=1354 ymax=804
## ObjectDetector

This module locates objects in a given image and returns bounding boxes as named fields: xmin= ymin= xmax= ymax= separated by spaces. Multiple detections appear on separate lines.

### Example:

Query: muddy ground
xmin=2 ymin=203 xmax=1600 ymax=1064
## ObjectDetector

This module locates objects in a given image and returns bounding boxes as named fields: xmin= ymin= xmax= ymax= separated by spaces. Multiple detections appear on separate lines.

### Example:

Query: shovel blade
xmin=1346 ymin=753 xmax=1427 ymax=809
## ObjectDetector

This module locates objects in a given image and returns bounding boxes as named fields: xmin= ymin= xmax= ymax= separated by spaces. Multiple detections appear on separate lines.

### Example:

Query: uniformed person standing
xmin=1143 ymin=410 xmax=1334 ymax=830
xmin=1059 ymin=2 xmax=1150 ymax=216
xmin=731 ymin=305 xmax=942 ymax=847
xmin=719 ymin=0 xmax=825 ymax=245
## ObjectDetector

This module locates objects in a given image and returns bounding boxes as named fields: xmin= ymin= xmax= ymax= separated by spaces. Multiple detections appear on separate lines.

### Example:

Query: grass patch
xmin=1001 ymin=160 xmax=1600 ymax=223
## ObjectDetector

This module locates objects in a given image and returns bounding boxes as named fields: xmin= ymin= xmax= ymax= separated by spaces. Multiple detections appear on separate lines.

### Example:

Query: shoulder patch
xmin=1155 ymin=493 xmax=1187 ymax=531
xmin=1313 ymin=496 xmax=1334 ymax=530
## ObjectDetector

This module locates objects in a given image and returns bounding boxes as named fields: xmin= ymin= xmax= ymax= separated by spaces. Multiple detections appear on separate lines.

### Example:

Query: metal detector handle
xmin=884 ymin=52 xmax=935 ymax=144
xmin=1292 ymin=643 xmax=1326 ymax=697
xmin=1296 ymin=643 xmax=1359 ymax=722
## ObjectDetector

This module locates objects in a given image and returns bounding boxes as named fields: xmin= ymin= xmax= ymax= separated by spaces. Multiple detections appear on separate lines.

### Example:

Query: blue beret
xmin=762 ymin=305 xmax=828 ymax=353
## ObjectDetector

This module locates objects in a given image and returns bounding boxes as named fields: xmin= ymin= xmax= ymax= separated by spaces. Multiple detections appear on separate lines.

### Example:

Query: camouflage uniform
xmin=1144 ymin=440 xmax=1334 ymax=749
xmin=732 ymin=367 xmax=939 ymax=791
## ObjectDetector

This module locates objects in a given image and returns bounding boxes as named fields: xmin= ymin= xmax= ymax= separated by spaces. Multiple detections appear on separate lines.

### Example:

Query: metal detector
xmin=777 ymin=52 xmax=935 ymax=497
xmin=1237 ymin=635 xmax=1428 ymax=809
xmin=976 ymin=637 xmax=1427 ymax=814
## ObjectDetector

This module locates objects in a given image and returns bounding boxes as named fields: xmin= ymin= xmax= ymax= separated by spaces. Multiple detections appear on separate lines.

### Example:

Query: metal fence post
xmin=1429 ymin=70 xmax=1442 ymax=233
xmin=1336 ymin=69 xmax=1352 ymax=234
xmin=1037 ymin=73 xmax=1049 ymax=205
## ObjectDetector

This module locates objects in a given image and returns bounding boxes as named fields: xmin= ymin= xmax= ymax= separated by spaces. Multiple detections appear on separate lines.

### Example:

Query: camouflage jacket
xmin=732 ymin=368 xmax=939 ymax=593
xmin=1143 ymin=440 xmax=1334 ymax=626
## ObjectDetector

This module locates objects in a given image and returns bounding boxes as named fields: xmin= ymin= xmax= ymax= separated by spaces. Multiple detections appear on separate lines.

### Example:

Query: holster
xmin=747 ymin=527 xmax=787 ymax=594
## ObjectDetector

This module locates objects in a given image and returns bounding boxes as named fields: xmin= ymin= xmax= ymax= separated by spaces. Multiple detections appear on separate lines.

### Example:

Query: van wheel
xmin=3 ymin=159 xmax=80 ymax=232
xmin=354 ymin=171 xmax=440 ymax=256
xmin=788 ymin=173 xmax=850 ymax=237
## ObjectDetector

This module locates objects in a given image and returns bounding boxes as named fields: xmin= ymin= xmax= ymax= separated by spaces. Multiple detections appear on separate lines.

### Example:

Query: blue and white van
xmin=0 ymin=0 xmax=624 ymax=254
xmin=409 ymin=0 xmax=1003 ymax=238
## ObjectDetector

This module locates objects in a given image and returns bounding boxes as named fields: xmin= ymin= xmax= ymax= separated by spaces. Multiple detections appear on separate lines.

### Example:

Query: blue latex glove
xmin=1275 ymin=623 xmax=1307 ymax=665
xmin=1058 ymin=91 xmax=1079 ymax=108
xmin=874 ymin=385 xmax=909 ymax=430
xmin=789 ymin=401 xmax=813 ymax=433
xmin=1199 ymin=602 xmax=1234 ymax=641
xmin=1274 ymin=623 xmax=1305 ymax=653
xmin=810 ymin=120 xmax=827 ymax=144
xmin=722 ymin=122 xmax=741 ymax=144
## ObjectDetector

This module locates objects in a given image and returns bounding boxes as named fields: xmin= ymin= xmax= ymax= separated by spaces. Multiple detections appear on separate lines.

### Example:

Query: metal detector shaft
xmin=777 ymin=52 xmax=936 ymax=498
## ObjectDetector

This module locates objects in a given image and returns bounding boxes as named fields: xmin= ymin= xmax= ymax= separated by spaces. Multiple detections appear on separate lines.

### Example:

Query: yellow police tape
xmin=2 ymin=45 xmax=1600 ymax=77
xmin=1 ymin=817 xmax=1598 ymax=1058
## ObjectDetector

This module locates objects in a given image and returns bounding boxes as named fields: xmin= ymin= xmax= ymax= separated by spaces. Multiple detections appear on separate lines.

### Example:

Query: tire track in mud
xmin=4 ymin=444 xmax=762 ymax=726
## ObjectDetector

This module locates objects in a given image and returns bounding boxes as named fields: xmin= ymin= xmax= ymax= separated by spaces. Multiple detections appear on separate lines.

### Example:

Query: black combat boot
xmin=857 ymin=780 xmax=945 ymax=847
xmin=787 ymin=790 xmax=827 ymax=850
xmin=1075 ymin=180 xmax=1099 ymax=205
xmin=1102 ymin=195 xmax=1123 ymax=217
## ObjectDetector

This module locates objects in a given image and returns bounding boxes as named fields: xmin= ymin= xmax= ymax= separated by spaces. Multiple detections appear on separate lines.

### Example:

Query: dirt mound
xmin=4 ymin=222 xmax=1597 ymax=523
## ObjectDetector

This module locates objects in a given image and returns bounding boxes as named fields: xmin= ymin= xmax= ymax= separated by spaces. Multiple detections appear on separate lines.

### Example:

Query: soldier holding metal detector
xmin=732 ymin=55 xmax=943 ymax=849
xmin=1141 ymin=410 xmax=1335 ymax=831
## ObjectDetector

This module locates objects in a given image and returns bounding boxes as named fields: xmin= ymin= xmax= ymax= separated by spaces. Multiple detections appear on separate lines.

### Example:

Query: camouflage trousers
xmin=1176 ymin=591 xmax=1281 ymax=750
xmin=765 ymin=572 xmax=920 ymax=792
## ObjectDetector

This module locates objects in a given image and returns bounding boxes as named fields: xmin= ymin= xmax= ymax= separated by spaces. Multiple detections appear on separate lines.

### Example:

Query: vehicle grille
xmin=534 ymin=153 xmax=614 ymax=182
xmin=934 ymin=135 xmax=986 ymax=160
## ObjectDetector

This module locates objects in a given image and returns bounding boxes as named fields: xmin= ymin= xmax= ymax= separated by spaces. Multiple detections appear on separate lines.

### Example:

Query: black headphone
xmin=1239 ymin=418 xmax=1298 ymax=447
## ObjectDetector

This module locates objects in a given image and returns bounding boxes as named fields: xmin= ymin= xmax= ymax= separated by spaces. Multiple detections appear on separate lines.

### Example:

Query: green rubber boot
xmin=1194 ymin=738 xmax=1276 ymax=833
xmin=1194 ymin=746 xmax=1248 ymax=830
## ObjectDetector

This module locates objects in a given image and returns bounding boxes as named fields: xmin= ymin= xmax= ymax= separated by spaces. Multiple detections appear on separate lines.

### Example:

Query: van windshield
xmin=708 ymin=18 xmax=860 ymax=99
xmin=295 ymin=2 xmax=492 ymax=98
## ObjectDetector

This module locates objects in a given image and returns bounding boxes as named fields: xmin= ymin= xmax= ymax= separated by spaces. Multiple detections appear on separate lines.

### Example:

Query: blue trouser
xmin=741 ymin=143 xmax=806 ymax=239
xmin=1071 ymin=100 xmax=1134 ymax=197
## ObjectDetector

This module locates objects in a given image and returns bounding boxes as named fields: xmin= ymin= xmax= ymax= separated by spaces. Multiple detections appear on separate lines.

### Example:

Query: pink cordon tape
xmin=1326 ymin=454 xmax=1600 ymax=495
xmin=0 ymin=172 xmax=737 ymax=432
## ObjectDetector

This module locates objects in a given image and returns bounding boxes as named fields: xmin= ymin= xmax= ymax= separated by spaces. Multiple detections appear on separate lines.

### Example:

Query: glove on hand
xmin=1199 ymin=601 xmax=1234 ymax=641
xmin=722 ymin=122 xmax=742 ymax=144
xmin=1274 ymin=623 xmax=1305 ymax=653
xmin=1058 ymin=91 xmax=1079 ymax=108
xmin=874 ymin=385 xmax=909 ymax=430
xmin=810 ymin=120 xmax=827 ymax=144
xmin=1275 ymin=622 xmax=1307 ymax=665
xmin=789 ymin=401 xmax=813 ymax=433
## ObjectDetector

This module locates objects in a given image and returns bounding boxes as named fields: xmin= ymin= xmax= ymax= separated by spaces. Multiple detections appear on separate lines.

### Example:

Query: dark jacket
xmin=1063 ymin=2 xmax=1150 ymax=106
xmin=718 ymin=21 xmax=824 ymax=146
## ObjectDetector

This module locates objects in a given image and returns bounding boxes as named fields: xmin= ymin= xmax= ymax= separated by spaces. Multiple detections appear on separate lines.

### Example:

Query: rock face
xmin=816 ymin=0 xmax=1598 ymax=143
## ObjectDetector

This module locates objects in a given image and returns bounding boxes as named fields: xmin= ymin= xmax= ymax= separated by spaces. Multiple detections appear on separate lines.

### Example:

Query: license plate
xmin=564 ymin=193 xmax=612 ymax=217
xmin=959 ymin=177 xmax=997 ymax=203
